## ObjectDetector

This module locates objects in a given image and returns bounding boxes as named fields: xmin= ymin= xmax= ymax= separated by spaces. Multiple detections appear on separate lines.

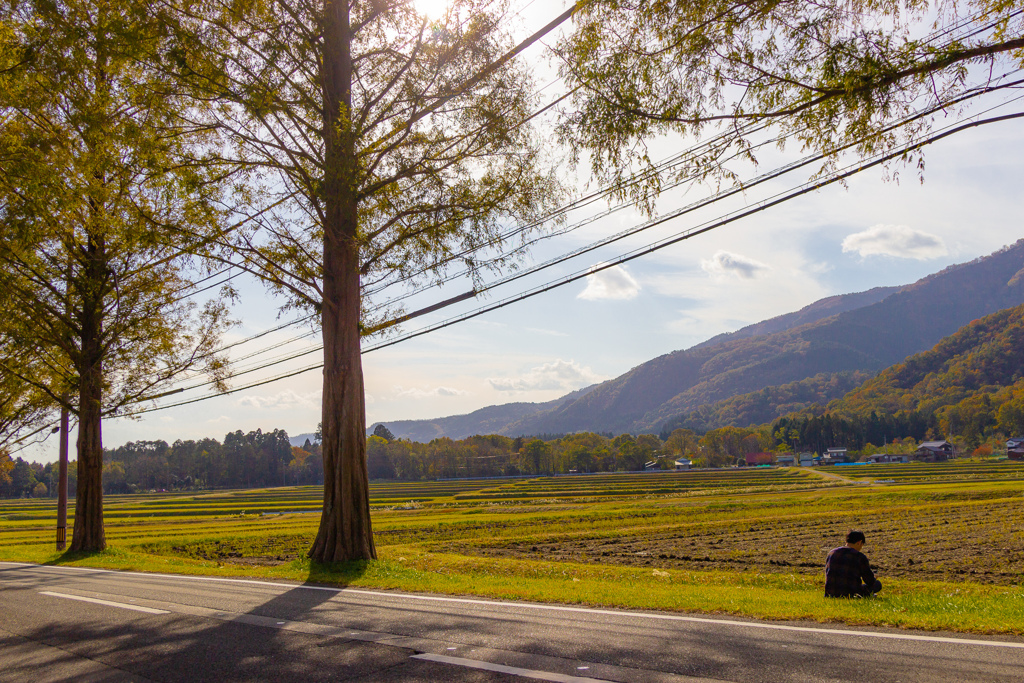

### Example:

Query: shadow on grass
xmin=43 ymin=547 xmax=122 ymax=566
xmin=304 ymin=558 xmax=372 ymax=586
xmin=43 ymin=543 xmax=374 ymax=593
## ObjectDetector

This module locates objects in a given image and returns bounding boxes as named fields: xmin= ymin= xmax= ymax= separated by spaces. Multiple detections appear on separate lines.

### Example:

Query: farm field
xmin=827 ymin=459 xmax=1024 ymax=483
xmin=2 ymin=463 xmax=1023 ymax=634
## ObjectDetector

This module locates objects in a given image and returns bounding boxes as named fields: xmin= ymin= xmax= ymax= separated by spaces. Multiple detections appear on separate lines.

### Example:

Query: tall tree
xmin=0 ymin=0 xmax=232 ymax=550
xmin=556 ymin=0 xmax=1024 ymax=196
xmin=179 ymin=0 xmax=565 ymax=560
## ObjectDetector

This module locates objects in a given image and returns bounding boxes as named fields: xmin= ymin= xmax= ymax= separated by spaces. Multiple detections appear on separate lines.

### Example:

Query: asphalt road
xmin=1 ymin=561 xmax=1022 ymax=682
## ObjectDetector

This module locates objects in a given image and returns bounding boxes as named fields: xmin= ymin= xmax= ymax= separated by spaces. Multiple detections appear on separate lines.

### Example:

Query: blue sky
xmin=20 ymin=0 xmax=1024 ymax=462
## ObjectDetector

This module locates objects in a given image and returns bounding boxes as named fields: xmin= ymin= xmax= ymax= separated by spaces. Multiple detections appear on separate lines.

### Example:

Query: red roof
xmin=745 ymin=452 xmax=775 ymax=465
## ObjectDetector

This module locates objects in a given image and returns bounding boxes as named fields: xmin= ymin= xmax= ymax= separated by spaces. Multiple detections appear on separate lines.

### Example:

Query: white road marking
xmin=412 ymin=653 xmax=607 ymax=682
xmin=7 ymin=562 xmax=1024 ymax=650
xmin=39 ymin=590 xmax=170 ymax=614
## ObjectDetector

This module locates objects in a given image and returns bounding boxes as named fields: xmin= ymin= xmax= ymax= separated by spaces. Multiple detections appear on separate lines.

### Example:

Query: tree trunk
xmin=308 ymin=0 xmax=376 ymax=563
xmin=70 ymin=289 xmax=106 ymax=552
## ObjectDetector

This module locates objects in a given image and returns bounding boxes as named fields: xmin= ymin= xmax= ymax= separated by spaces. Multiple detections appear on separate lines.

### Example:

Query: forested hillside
xmin=767 ymin=303 xmax=1024 ymax=454
xmin=377 ymin=241 xmax=1024 ymax=440
xmin=659 ymin=371 xmax=873 ymax=436
xmin=505 ymin=239 xmax=1024 ymax=435
xmin=369 ymin=385 xmax=597 ymax=442
xmin=828 ymin=304 xmax=1024 ymax=438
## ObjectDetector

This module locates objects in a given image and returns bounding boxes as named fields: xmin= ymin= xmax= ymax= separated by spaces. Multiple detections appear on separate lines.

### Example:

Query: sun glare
xmin=413 ymin=0 xmax=450 ymax=20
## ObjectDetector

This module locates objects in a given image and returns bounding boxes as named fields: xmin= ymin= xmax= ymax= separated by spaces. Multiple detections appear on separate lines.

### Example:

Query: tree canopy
xmin=175 ymin=0 xmax=566 ymax=560
xmin=0 ymin=0 xmax=233 ymax=549
xmin=557 ymin=0 xmax=1024 ymax=198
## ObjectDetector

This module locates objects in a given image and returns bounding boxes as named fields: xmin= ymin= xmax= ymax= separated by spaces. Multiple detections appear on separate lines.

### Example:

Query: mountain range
xmin=371 ymin=239 xmax=1024 ymax=440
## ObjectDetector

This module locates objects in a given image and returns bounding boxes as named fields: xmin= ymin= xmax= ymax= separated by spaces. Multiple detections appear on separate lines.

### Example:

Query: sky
xmin=18 ymin=0 xmax=1024 ymax=463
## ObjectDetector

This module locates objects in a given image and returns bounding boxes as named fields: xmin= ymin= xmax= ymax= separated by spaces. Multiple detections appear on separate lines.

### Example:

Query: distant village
xmin=676 ymin=436 xmax=1024 ymax=471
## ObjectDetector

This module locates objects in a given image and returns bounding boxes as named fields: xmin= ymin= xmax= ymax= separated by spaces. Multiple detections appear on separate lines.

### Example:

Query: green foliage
xmin=0 ymin=0 xmax=233 ymax=417
xmin=698 ymin=425 xmax=771 ymax=467
xmin=557 ymin=0 xmax=1024 ymax=201
xmin=93 ymin=429 xmax=298 ymax=495
xmin=372 ymin=424 xmax=396 ymax=442
xmin=817 ymin=303 xmax=1024 ymax=449
xmin=182 ymin=0 xmax=564 ymax=321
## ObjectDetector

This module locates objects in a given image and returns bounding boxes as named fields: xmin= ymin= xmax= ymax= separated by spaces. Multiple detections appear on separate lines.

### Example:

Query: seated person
xmin=825 ymin=530 xmax=882 ymax=598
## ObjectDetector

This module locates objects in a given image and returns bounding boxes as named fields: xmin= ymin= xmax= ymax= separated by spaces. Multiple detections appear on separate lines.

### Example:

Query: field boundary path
xmin=802 ymin=467 xmax=864 ymax=484
xmin=2 ymin=561 xmax=1022 ymax=683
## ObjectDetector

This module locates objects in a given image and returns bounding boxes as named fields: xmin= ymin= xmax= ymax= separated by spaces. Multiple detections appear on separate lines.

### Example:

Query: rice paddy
xmin=2 ymin=462 xmax=1023 ymax=634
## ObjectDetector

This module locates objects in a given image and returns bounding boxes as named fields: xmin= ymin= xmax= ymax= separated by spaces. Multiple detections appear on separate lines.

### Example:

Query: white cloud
xmin=577 ymin=265 xmax=641 ymax=300
xmin=238 ymin=390 xmax=320 ymax=410
xmin=841 ymin=224 xmax=948 ymax=260
xmin=206 ymin=415 xmax=232 ymax=424
xmin=526 ymin=327 xmax=569 ymax=337
xmin=806 ymin=261 xmax=834 ymax=275
xmin=700 ymin=251 xmax=770 ymax=279
xmin=395 ymin=385 xmax=469 ymax=399
xmin=488 ymin=359 xmax=603 ymax=392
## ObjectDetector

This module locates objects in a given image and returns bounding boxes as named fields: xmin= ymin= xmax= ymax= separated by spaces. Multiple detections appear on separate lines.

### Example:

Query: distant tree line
xmin=0 ymin=453 xmax=63 ymax=499
xmin=6 ymin=379 xmax=1021 ymax=499
xmin=770 ymin=411 xmax=939 ymax=454
xmin=0 ymin=429 xmax=314 ymax=498
xmin=364 ymin=427 xmax=774 ymax=479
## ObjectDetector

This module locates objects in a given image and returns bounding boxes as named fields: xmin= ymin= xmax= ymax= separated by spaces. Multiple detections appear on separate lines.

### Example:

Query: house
xmin=644 ymin=460 xmax=660 ymax=471
xmin=865 ymin=453 xmax=910 ymax=464
xmin=744 ymin=452 xmax=775 ymax=467
xmin=915 ymin=440 xmax=953 ymax=462
xmin=776 ymin=454 xmax=797 ymax=467
xmin=675 ymin=459 xmax=692 ymax=470
xmin=1007 ymin=438 xmax=1024 ymax=461
xmin=821 ymin=448 xmax=849 ymax=465
xmin=798 ymin=452 xmax=816 ymax=467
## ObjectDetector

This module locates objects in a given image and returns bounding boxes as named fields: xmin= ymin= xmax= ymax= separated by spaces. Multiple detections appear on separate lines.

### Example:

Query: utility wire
xmin=124 ymin=93 xmax=1024 ymax=417
xmin=108 ymin=10 xmax=1024 ymax=410
xmin=360 ymin=10 xmax=1024 ymax=308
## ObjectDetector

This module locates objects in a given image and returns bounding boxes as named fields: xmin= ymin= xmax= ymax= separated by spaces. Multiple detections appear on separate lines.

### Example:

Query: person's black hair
xmin=846 ymin=530 xmax=866 ymax=544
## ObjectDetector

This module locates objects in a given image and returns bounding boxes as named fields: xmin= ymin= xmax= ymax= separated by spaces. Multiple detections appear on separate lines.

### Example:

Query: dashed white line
xmin=412 ymin=654 xmax=607 ymax=682
xmin=39 ymin=590 xmax=170 ymax=614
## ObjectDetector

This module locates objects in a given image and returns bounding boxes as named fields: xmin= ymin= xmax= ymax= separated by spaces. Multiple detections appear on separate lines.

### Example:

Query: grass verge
xmin=4 ymin=542 xmax=1022 ymax=636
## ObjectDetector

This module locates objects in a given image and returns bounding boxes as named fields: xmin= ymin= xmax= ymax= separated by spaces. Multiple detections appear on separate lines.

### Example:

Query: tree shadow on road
xmin=2 ymin=559 xmax=438 ymax=683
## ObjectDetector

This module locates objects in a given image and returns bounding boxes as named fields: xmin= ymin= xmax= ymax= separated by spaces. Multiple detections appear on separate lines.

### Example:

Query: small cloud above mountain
xmin=238 ymin=390 xmax=320 ymax=410
xmin=488 ymin=359 xmax=603 ymax=392
xmin=842 ymin=224 xmax=947 ymax=260
xmin=578 ymin=265 xmax=640 ymax=300
xmin=700 ymin=250 xmax=770 ymax=279
xmin=396 ymin=385 xmax=468 ymax=399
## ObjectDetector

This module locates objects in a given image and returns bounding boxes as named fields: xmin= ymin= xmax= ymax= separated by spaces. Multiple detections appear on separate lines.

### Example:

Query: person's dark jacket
xmin=824 ymin=546 xmax=876 ymax=597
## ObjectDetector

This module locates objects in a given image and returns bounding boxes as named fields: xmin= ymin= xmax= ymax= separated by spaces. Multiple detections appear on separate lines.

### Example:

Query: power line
xmin=101 ymin=11 xmax=1024 ymax=415
xmin=359 ymin=8 xmax=1024 ymax=309
xmin=124 ymin=92 xmax=1024 ymax=417
xmin=369 ymin=71 xmax=1024 ymax=319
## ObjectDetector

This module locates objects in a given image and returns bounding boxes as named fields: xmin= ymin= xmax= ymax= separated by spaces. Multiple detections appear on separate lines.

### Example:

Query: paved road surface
xmin=1 ymin=561 xmax=1021 ymax=682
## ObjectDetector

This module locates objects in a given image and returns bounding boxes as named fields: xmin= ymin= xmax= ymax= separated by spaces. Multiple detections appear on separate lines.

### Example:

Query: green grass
xmin=2 ymin=466 xmax=1022 ymax=635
